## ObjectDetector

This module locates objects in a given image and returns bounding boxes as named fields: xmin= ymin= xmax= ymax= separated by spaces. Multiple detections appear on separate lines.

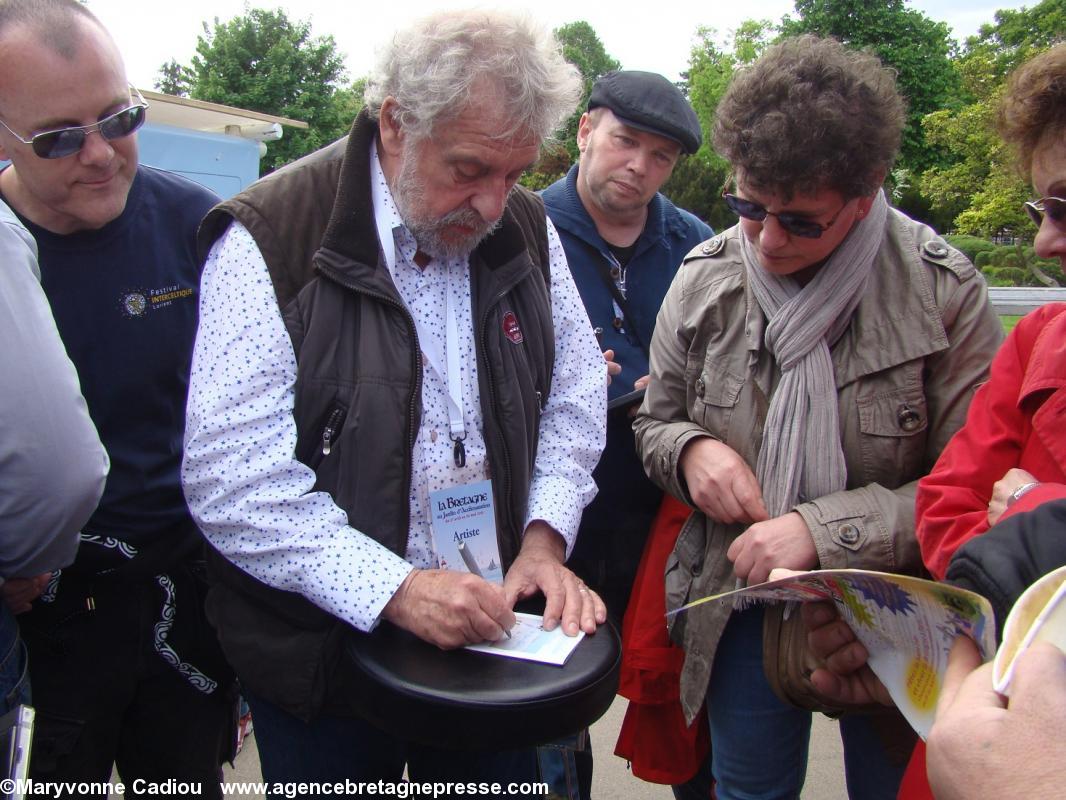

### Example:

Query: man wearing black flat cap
xmin=539 ymin=71 xmax=711 ymax=800
xmin=542 ymin=71 xmax=711 ymax=626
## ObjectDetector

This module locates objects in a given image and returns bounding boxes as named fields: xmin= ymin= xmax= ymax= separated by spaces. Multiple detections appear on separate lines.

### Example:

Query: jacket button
xmin=837 ymin=523 xmax=860 ymax=545
xmin=922 ymin=240 xmax=949 ymax=259
xmin=691 ymin=561 xmax=703 ymax=577
xmin=609 ymin=266 xmax=622 ymax=280
xmin=695 ymin=376 xmax=705 ymax=398
xmin=660 ymin=454 xmax=670 ymax=473
xmin=897 ymin=404 xmax=922 ymax=432
xmin=701 ymin=236 xmax=725 ymax=257
xmin=612 ymin=316 xmax=624 ymax=330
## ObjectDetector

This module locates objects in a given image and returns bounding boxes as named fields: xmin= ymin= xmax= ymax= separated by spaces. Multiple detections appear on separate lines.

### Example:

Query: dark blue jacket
xmin=542 ymin=164 xmax=712 ymax=399
xmin=542 ymin=164 xmax=711 ymax=620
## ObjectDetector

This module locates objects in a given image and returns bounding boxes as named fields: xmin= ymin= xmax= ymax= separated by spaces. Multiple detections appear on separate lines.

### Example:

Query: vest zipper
xmin=316 ymin=265 xmax=421 ymax=555
xmin=321 ymin=408 xmax=345 ymax=455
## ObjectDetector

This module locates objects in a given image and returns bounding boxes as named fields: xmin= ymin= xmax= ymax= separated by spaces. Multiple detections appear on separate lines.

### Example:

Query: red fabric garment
xmin=898 ymin=741 xmax=933 ymax=800
xmin=916 ymin=302 xmax=1066 ymax=580
xmin=614 ymin=493 xmax=711 ymax=784
xmin=902 ymin=304 xmax=1066 ymax=800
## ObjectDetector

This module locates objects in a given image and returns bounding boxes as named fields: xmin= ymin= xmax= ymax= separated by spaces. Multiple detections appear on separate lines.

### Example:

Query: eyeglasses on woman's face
xmin=1025 ymin=196 xmax=1066 ymax=229
xmin=722 ymin=191 xmax=850 ymax=239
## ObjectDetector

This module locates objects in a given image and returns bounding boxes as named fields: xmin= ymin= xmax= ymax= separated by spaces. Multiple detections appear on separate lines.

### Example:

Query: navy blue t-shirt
xmin=9 ymin=166 xmax=218 ymax=546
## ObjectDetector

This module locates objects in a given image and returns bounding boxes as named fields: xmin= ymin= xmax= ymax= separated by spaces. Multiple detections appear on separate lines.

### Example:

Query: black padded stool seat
xmin=343 ymin=618 xmax=620 ymax=751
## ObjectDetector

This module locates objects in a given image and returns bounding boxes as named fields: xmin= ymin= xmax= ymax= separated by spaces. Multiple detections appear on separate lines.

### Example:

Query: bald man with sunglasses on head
xmin=0 ymin=1 xmax=235 ymax=794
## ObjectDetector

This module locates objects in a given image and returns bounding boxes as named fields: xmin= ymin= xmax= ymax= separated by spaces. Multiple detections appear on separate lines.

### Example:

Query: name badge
xmin=429 ymin=479 xmax=503 ymax=583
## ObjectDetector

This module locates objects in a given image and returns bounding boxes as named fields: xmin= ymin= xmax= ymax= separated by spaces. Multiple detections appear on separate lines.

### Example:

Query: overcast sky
xmin=86 ymin=0 xmax=1033 ymax=90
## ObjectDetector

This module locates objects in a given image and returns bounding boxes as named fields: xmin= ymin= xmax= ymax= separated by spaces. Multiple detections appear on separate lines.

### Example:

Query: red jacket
xmin=614 ymin=494 xmax=711 ymax=784
xmin=916 ymin=302 xmax=1066 ymax=580
xmin=901 ymin=304 xmax=1066 ymax=800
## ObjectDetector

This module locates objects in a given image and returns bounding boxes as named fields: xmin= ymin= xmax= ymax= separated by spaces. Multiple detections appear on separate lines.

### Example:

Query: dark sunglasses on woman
xmin=1025 ymin=196 xmax=1066 ymax=229
xmin=722 ymin=191 xmax=849 ymax=239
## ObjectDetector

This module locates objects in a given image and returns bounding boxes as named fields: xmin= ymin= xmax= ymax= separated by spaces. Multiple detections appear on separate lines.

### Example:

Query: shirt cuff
xmin=525 ymin=476 xmax=584 ymax=557
xmin=365 ymin=559 xmax=418 ymax=631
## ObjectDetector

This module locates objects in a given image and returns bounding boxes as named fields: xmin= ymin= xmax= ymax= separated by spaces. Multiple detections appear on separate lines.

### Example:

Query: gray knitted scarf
xmin=741 ymin=190 xmax=888 ymax=517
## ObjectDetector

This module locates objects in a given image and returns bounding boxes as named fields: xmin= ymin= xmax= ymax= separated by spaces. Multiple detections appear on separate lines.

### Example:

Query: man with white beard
xmin=183 ymin=9 xmax=608 ymax=792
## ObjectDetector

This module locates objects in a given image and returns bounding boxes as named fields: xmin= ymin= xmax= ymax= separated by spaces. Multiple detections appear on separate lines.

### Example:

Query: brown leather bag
xmin=761 ymin=603 xmax=848 ymax=715
xmin=761 ymin=604 xmax=919 ymax=763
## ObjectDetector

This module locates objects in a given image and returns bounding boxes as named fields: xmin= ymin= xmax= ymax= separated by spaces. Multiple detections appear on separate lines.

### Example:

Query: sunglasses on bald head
xmin=722 ymin=191 xmax=849 ymax=239
xmin=1025 ymin=197 xmax=1066 ymax=229
xmin=0 ymin=87 xmax=149 ymax=160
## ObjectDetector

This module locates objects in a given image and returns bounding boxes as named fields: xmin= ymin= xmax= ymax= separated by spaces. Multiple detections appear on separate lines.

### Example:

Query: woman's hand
xmin=727 ymin=512 xmax=818 ymax=585
xmin=988 ymin=467 xmax=1039 ymax=526
xmin=679 ymin=438 xmax=769 ymax=525
xmin=801 ymin=600 xmax=894 ymax=707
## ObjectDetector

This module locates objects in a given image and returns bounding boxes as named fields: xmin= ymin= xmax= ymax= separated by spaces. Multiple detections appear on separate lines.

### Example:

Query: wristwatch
xmin=1006 ymin=481 xmax=1041 ymax=508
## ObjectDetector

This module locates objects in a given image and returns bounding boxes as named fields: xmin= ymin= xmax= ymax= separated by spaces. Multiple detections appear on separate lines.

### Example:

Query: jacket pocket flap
xmin=857 ymin=387 xmax=928 ymax=438
xmin=694 ymin=363 xmax=744 ymax=408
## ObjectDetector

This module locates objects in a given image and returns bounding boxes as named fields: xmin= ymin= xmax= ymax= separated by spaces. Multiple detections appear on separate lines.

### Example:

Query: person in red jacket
xmin=915 ymin=42 xmax=1066 ymax=580
xmin=915 ymin=301 xmax=1066 ymax=581
xmin=909 ymin=42 xmax=1066 ymax=800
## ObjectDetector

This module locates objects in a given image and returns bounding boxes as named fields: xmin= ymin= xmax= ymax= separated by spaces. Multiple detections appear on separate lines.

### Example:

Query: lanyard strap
xmin=411 ymin=267 xmax=467 ymax=467
xmin=589 ymin=245 xmax=648 ymax=358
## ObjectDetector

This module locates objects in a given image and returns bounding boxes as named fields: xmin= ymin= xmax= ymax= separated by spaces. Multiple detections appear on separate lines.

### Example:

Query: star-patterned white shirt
xmin=182 ymin=144 xmax=606 ymax=632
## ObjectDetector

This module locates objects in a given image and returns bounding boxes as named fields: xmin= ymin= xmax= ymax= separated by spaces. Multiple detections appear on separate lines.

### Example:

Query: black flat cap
xmin=588 ymin=70 xmax=702 ymax=155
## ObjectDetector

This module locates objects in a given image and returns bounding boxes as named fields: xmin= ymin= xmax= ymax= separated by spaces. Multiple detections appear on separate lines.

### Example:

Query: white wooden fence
xmin=987 ymin=287 xmax=1066 ymax=315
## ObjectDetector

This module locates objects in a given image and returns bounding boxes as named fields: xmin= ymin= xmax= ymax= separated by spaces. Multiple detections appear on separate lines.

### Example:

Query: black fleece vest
xmin=197 ymin=111 xmax=555 ymax=719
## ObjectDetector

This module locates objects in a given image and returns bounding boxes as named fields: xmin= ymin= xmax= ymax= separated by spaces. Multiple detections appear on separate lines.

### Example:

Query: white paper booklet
xmin=464 ymin=612 xmax=585 ymax=666
xmin=675 ymin=569 xmax=996 ymax=738
xmin=994 ymin=564 xmax=1066 ymax=695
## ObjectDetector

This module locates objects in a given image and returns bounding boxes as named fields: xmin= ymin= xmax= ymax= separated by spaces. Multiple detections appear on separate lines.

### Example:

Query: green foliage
xmin=154 ymin=59 xmax=192 ymax=97
xmin=1002 ymin=315 xmax=1022 ymax=333
xmin=944 ymin=234 xmax=998 ymax=262
xmin=965 ymin=0 xmax=1066 ymax=80
xmin=984 ymin=266 xmax=1028 ymax=284
xmin=917 ymin=1 xmax=1063 ymax=238
xmin=552 ymin=21 xmax=621 ymax=165
xmin=920 ymin=97 xmax=1031 ymax=237
xmin=685 ymin=21 xmax=774 ymax=167
xmin=660 ymin=153 xmax=729 ymax=230
xmin=159 ymin=8 xmax=356 ymax=173
xmin=964 ymin=240 xmax=1063 ymax=286
xmin=780 ymin=0 xmax=962 ymax=176
xmin=671 ymin=22 xmax=775 ymax=230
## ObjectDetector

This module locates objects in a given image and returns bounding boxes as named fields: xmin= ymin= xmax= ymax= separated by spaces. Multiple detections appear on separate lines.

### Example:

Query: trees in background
xmin=920 ymin=0 xmax=1065 ymax=241
xmin=521 ymin=21 xmax=621 ymax=190
xmin=664 ymin=21 xmax=774 ymax=231
xmin=156 ymin=8 xmax=359 ymax=173
xmin=554 ymin=21 xmax=622 ymax=163
xmin=154 ymin=1 xmax=1066 ymax=265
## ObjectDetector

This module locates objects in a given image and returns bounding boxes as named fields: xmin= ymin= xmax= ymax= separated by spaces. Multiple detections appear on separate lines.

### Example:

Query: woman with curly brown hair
xmin=634 ymin=35 xmax=1004 ymax=799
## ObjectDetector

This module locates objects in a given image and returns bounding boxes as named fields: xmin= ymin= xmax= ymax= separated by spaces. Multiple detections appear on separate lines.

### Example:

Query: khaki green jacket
xmin=633 ymin=210 xmax=1004 ymax=721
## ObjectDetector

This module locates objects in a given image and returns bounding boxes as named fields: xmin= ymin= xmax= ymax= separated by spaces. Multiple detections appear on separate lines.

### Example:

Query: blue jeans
xmin=707 ymin=606 xmax=906 ymax=800
xmin=245 ymin=690 xmax=542 ymax=799
xmin=0 ymin=605 xmax=30 ymax=715
xmin=535 ymin=730 xmax=591 ymax=800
